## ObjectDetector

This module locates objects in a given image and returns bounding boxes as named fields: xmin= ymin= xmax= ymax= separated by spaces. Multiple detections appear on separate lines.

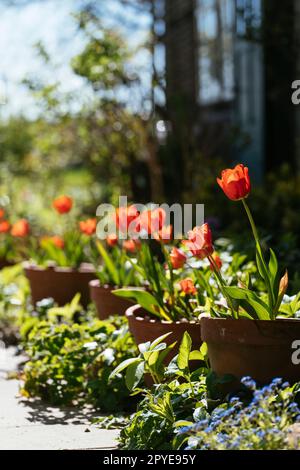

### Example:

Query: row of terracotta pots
xmin=23 ymin=263 xmax=300 ymax=388
xmin=24 ymin=263 xmax=132 ymax=317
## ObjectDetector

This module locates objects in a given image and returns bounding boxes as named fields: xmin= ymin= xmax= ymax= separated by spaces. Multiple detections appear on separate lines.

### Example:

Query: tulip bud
xmin=279 ymin=270 xmax=288 ymax=297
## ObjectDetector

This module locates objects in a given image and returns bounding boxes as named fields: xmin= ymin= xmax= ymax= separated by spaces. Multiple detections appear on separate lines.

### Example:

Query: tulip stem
xmin=161 ymin=242 xmax=175 ymax=307
xmin=241 ymin=199 xmax=260 ymax=245
xmin=207 ymin=254 xmax=238 ymax=319
xmin=242 ymin=198 xmax=276 ymax=315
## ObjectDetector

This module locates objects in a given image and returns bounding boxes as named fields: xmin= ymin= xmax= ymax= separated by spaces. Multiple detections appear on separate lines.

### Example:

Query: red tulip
xmin=11 ymin=219 xmax=30 ymax=237
xmin=179 ymin=278 xmax=197 ymax=295
xmin=0 ymin=220 xmax=11 ymax=234
xmin=79 ymin=218 xmax=97 ymax=236
xmin=115 ymin=205 xmax=139 ymax=233
xmin=154 ymin=225 xmax=173 ymax=244
xmin=170 ymin=247 xmax=186 ymax=269
xmin=138 ymin=208 xmax=166 ymax=235
xmin=217 ymin=164 xmax=251 ymax=201
xmin=52 ymin=195 xmax=73 ymax=214
xmin=106 ymin=233 xmax=118 ymax=247
xmin=123 ymin=239 xmax=141 ymax=253
xmin=0 ymin=209 xmax=5 ymax=219
xmin=182 ymin=223 xmax=213 ymax=260
xmin=49 ymin=236 xmax=64 ymax=249
xmin=209 ymin=252 xmax=222 ymax=271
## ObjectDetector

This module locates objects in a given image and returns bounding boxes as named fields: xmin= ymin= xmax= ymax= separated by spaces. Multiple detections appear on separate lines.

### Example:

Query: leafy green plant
xmin=21 ymin=316 xmax=139 ymax=411
xmin=117 ymin=332 xmax=208 ymax=450
xmin=95 ymin=241 xmax=143 ymax=287
xmin=213 ymin=164 xmax=297 ymax=320
xmin=110 ymin=332 xmax=176 ymax=388
xmin=114 ymin=244 xmax=201 ymax=321
xmin=0 ymin=264 xmax=30 ymax=344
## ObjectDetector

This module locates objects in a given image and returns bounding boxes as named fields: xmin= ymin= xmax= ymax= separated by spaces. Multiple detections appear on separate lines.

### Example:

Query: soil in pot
xmin=24 ymin=262 xmax=95 ymax=308
xmin=126 ymin=304 xmax=202 ymax=360
xmin=89 ymin=280 xmax=135 ymax=320
xmin=201 ymin=317 xmax=300 ymax=388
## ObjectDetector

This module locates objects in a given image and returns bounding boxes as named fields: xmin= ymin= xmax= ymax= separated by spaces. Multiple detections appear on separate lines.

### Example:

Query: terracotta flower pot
xmin=201 ymin=317 xmax=300 ymax=385
xmin=24 ymin=262 xmax=95 ymax=308
xmin=89 ymin=280 xmax=135 ymax=320
xmin=126 ymin=304 xmax=202 ymax=358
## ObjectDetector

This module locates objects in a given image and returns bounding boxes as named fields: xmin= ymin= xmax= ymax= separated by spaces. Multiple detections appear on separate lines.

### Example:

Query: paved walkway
xmin=0 ymin=346 xmax=119 ymax=450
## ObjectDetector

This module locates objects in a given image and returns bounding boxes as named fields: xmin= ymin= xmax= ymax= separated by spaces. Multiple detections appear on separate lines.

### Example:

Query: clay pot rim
xmin=23 ymin=261 xmax=95 ymax=274
xmin=126 ymin=304 xmax=200 ymax=325
xmin=201 ymin=316 xmax=300 ymax=326
xmin=201 ymin=316 xmax=300 ymax=346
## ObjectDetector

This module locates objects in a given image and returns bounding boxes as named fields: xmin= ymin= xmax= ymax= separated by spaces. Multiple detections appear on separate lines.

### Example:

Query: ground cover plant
xmin=178 ymin=378 xmax=300 ymax=450
xmin=0 ymin=264 xmax=30 ymax=344
xmin=113 ymin=333 xmax=300 ymax=450
xmin=20 ymin=311 xmax=139 ymax=411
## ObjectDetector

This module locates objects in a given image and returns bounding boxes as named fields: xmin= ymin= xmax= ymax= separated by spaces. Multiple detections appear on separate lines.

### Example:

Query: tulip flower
xmin=52 ymin=195 xmax=73 ymax=214
xmin=216 ymin=165 xmax=290 ymax=320
xmin=138 ymin=208 xmax=166 ymax=235
xmin=106 ymin=233 xmax=118 ymax=247
xmin=179 ymin=278 xmax=197 ymax=295
xmin=209 ymin=252 xmax=222 ymax=272
xmin=154 ymin=225 xmax=173 ymax=244
xmin=0 ymin=220 xmax=11 ymax=233
xmin=217 ymin=164 xmax=251 ymax=201
xmin=123 ymin=239 xmax=142 ymax=253
xmin=170 ymin=247 xmax=186 ymax=269
xmin=0 ymin=209 xmax=5 ymax=219
xmin=79 ymin=218 xmax=97 ymax=236
xmin=11 ymin=219 xmax=30 ymax=237
xmin=115 ymin=205 xmax=139 ymax=233
xmin=182 ymin=223 xmax=213 ymax=260
xmin=47 ymin=236 xmax=65 ymax=249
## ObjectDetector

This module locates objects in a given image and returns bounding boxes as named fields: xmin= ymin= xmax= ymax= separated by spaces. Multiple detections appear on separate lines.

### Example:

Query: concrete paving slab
xmin=0 ymin=423 xmax=119 ymax=450
xmin=0 ymin=346 xmax=119 ymax=450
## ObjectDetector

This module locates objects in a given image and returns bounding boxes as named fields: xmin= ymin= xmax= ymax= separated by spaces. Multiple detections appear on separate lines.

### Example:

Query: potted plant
xmin=89 ymin=233 xmax=145 ymax=319
xmin=113 ymin=207 xmax=205 ymax=353
xmin=200 ymin=164 xmax=300 ymax=385
xmin=24 ymin=195 xmax=96 ymax=308
xmin=0 ymin=209 xmax=15 ymax=268
xmin=89 ymin=204 xmax=148 ymax=319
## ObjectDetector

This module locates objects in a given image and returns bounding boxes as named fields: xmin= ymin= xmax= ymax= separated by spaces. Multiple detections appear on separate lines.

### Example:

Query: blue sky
xmin=0 ymin=0 xmax=151 ymax=118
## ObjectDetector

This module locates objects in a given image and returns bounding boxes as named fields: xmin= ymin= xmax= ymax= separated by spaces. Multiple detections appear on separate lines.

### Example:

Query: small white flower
xmin=83 ymin=341 xmax=98 ymax=350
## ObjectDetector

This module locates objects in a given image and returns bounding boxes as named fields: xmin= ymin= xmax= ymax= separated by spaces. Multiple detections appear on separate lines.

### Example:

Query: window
xmin=236 ymin=0 xmax=262 ymax=41
xmin=197 ymin=0 xmax=235 ymax=104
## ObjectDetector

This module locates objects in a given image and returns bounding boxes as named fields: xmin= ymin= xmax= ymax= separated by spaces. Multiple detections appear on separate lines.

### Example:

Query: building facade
xmin=161 ymin=0 xmax=299 ymax=182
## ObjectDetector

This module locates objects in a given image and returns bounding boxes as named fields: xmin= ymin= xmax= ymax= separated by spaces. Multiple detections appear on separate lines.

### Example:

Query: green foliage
xmin=114 ymin=244 xmax=201 ymax=321
xmin=0 ymin=118 xmax=33 ymax=173
xmin=110 ymin=332 xmax=177 ymax=388
xmin=21 ymin=316 xmax=139 ymax=411
xmin=119 ymin=361 xmax=300 ymax=451
xmin=113 ymin=332 xmax=208 ymax=449
xmin=119 ymin=366 xmax=207 ymax=450
xmin=95 ymin=242 xmax=142 ymax=287
xmin=0 ymin=264 xmax=30 ymax=344
xmin=71 ymin=12 xmax=133 ymax=91
xmin=207 ymin=224 xmax=296 ymax=320
xmin=31 ymin=230 xmax=94 ymax=269
xmin=12 ymin=9 xmax=150 ymax=203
